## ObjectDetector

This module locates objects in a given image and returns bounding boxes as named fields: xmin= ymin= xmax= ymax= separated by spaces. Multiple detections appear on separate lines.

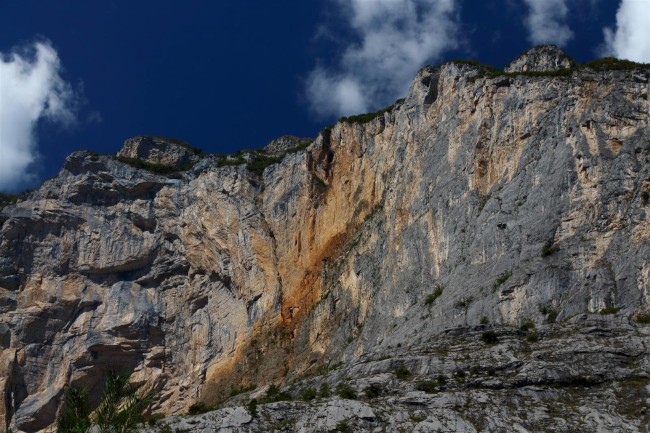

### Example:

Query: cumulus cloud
xmin=603 ymin=0 xmax=650 ymax=62
xmin=522 ymin=0 xmax=573 ymax=46
xmin=306 ymin=0 xmax=459 ymax=118
xmin=0 ymin=40 xmax=77 ymax=191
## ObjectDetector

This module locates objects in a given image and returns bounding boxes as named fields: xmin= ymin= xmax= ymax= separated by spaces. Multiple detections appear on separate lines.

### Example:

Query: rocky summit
xmin=1 ymin=46 xmax=650 ymax=432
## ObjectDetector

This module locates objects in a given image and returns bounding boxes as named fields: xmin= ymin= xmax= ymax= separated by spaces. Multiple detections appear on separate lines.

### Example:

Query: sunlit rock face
xmin=1 ymin=47 xmax=650 ymax=432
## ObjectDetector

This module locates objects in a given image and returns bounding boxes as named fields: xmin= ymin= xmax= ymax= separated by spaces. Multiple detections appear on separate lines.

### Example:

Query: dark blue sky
xmin=0 ymin=0 xmax=624 ymax=192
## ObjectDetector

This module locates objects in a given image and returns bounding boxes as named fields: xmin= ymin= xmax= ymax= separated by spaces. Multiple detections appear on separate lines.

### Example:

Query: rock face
xmin=116 ymin=136 xmax=201 ymax=168
xmin=1 ymin=48 xmax=650 ymax=432
xmin=504 ymin=45 xmax=577 ymax=73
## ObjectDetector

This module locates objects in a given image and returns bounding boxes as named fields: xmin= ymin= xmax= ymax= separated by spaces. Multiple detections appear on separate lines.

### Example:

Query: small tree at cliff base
xmin=57 ymin=371 xmax=153 ymax=433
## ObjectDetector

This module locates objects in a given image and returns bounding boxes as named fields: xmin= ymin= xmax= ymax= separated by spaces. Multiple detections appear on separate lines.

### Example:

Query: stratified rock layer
xmin=1 ymin=48 xmax=650 ymax=432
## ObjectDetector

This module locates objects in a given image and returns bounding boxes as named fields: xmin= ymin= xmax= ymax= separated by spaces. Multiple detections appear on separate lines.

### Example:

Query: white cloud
xmin=0 ymin=40 xmax=77 ymax=191
xmin=306 ymin=0 xmax=459 ymax=118
xmin=603 ymin=0 xmax=650 ymax=62
xmin=522 ymin=0 xmax=574 ymax=46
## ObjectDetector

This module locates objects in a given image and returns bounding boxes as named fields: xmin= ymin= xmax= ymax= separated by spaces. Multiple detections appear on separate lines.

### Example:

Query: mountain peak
xmin=263 ymin=135 xmax=312 ymax=155
xmin=116 ymin=135 xmax=200 ymax=169
xmin=504 ymin=45 xmax=577 ymax=73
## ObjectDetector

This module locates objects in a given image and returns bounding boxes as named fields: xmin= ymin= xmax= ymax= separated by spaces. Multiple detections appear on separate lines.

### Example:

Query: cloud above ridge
xmin=603 ymin=0 xmax=650 ymax=62
xmin=306 ymin=0 xmax=460 ymax=118
xmin=522 ymin=0 xmax=574 ymax=47
xmin=0 ymin=40 xmax=78 ymax=191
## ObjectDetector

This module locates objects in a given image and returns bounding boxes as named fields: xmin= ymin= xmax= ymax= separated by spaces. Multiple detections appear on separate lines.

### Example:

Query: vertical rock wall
xmin=1 ymin=48 xmax=649 ymax=431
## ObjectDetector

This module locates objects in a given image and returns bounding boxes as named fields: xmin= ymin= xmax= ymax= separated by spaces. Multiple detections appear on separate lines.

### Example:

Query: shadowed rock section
xmin=1 ymin=47 xmax=650 ymax=432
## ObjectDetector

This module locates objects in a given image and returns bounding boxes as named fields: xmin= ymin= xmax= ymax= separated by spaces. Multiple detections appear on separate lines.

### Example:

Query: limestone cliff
xmin=1 ymin=47 xmax=650 ymax=432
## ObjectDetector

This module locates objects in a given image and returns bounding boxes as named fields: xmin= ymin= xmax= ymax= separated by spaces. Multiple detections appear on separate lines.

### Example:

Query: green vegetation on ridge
xmin=450 ymin=56 xmax=650 ymax=82
xmin=0 ymin=193 xmax=19 ymax=209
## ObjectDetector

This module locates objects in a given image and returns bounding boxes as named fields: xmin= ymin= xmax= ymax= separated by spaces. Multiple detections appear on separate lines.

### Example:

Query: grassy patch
xmin=520 ymin=320 xmax=535 ymax=331
xmin=491 ymin=271 xmax=512 ymax=293
xmin=526 ymin=332 xmax=540 ymax=343
xmin=541 ymin=240 xmax=560 ymax=257
xmin=311 ymin=173 xmax=328 ymax=188
xmin=454 ymin=297 xmax=473 ymax=309
xmin=271 ymin=419 xmax=296 ymax=430
xmin=216 ymin=156 xmax=247 ymax=168
xmin=335 ymin=383 xmax=357 ymax=400
xmin=260 ymin=384 xmax=293 ymax=403
xmin=246 ymin=399 xmax=258 ymax=417
xmin=539 ymin=304 xmax=559 ymax=323
xmin=284 ymin=140 xmax=312 ymax=154
xmin=415 ymin=380 xmax=438 ymax=393
xmin=318 ymin=383 xmax=331 ymax=398
xmin=300 ymin=387 xmax=318 ymax=401
xmin=229 ymin=384 xmax=255 ymax=397
xmin=216 ymin=140 xmax=313 ymax=175
xmin=319 ymin=125 xmax=334 ymax=137
xmin=147 ymin=413 xmax=166 ymax=426
xmin=582 ymin=57 xmax=650 ymax=71
xmin=552 ymin=375 xmax=599 ymax=388
xmin=330 ymin=420 xmax=352 ymax=433
xmin=634 ymin=312 xmax=650 ymax=324
xmin=424 ymin=285 xmax=444 ymax=306
xmin=246 ymin=153 xmax=284 ymax=174
xmin=187 ymin=402 xmax=213 ymax=415
xmin=394 ymin=365 xmax=413 ymax=380
xmin=453 ymin=369 xmax=466 ymax=382
xmin=157 ymin=423 xmax=173 ymax=433
xmin=599 ymin=306 xmax=620 ymax=315
xmin=363 ymin=383 xmax=385 ymax=399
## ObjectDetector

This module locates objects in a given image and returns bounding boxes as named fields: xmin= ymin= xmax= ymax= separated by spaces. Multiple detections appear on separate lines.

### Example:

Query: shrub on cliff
xmin=335 ymin=383 xmax=357 ymax=399
xmin=481 ymin=330 xmax=499 ymax=345
xmin=424 ymin=285 xmax=444 ymax=306
xmin=261 ymin=384 xmax=293 ymax=403
xmin=187 ymin=402 xmax=213 ymax=415
xmin=300 ymin=387 xmax=318 ymax=401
